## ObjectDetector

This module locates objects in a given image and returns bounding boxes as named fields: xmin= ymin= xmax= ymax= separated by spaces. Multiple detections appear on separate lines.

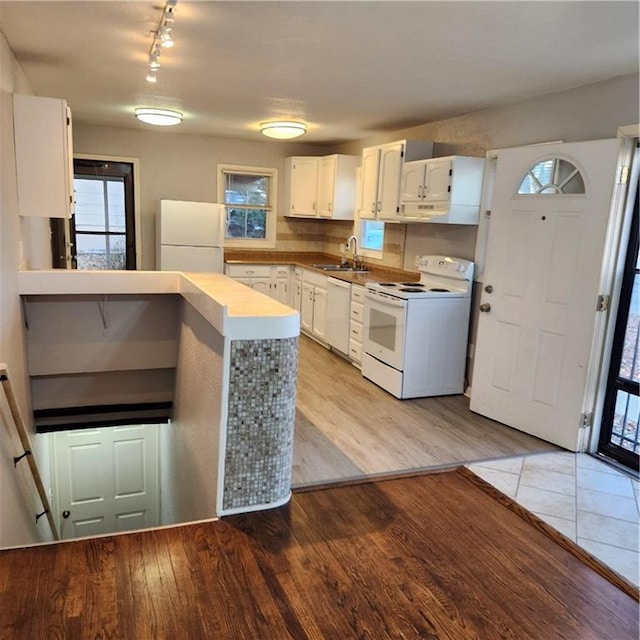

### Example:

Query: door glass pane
xmin=619 ymin=271 xmax=639 ymax=382
xmin=107 ymin=180 xmax=126 ymax=232
xmin=611 ymin=390 xmax=640 ymax=453
xmin=76 ymin=234 xmax=126 ymax=270
xmin=518 ymin=158 xmax=585 ymax=195
xmin=74 ymin=178 xmax=106 ymax=231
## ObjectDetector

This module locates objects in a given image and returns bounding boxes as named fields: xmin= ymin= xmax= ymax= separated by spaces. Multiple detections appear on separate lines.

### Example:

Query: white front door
xmin=53 ymin=424 xmax=160 ymax=539
xmin=470 ymin=139 xmax=620 ymax=450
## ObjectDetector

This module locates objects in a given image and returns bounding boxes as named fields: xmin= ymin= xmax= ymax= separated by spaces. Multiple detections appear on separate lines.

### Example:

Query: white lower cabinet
xmin=301 ymin=270 xmax=328 ymax=342
xmin=348 ymin=284 xmax=366 ymax=366
xmin=225 ymin=264 xmax=291 ymax=305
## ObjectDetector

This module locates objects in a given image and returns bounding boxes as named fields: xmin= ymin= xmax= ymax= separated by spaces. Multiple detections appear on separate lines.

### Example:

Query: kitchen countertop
xmin=224 ymin=251 xmax=420 ymax=284
xmin=17 ymin=269 xmax=299 ymax=340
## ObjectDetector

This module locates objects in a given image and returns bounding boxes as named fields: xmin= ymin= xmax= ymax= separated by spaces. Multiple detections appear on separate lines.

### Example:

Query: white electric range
xmin=362 ymin=255 xmax=474 ymax=399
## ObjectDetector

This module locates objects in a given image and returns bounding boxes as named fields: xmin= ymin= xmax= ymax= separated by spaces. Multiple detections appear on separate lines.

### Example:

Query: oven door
xmin=363 ymin=291 xmax=407 ymax=370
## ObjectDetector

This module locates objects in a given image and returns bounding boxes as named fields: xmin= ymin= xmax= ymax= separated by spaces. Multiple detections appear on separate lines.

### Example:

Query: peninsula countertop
xmin=17 ymin=269 xmax=299 ymax=341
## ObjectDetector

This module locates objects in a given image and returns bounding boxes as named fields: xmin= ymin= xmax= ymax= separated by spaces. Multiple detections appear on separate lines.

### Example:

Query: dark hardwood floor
xmin=0 ymin=468 xmax=636 ymax=639
xmin=294 ymin=336 xmax=557 ymax=486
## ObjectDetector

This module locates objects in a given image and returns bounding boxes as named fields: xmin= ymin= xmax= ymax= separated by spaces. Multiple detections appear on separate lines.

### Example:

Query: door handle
xmin=484 ymin=285 xmax=493 ymax=293
xmin=479 ymin=303 xmax=491 ymax=313
xmin=62 ymin=510 xmax=70 ymax=519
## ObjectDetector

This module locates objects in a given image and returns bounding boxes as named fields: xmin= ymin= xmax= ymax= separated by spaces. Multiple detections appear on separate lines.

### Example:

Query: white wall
xmin=72 ymin=124 xmax=331 ymax=269
xmin=161 ymin=301 xmax=225 ymax=524
xmin=335 ymin=73 xmax=639 ymax=271
xmin=0 ymin=30 xmax=53 ymax=547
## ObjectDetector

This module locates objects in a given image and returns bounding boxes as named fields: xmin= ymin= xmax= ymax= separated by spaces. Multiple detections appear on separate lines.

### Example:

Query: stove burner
xmin=401 ymin=282 xmax=423 ymax=286
xmin=378 ymin=282 xmax=397 ymax=287
xmin=399 ymin=287 xmax=427 ymax=293
xmin=429 ymin=288 xmax=450 ymax=292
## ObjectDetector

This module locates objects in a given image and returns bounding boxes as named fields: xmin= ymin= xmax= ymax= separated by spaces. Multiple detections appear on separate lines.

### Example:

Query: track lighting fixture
xmin=145 ymin=0 xmax=177 ymax=81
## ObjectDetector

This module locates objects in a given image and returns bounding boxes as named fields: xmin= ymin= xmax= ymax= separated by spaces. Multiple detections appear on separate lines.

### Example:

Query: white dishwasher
xmin=325 ymin=277 xmax=351 ymax=355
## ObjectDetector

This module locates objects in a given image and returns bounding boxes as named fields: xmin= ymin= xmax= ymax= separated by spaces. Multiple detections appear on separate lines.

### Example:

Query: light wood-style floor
xmin=293 ymin=336 xmax=558 ymax=486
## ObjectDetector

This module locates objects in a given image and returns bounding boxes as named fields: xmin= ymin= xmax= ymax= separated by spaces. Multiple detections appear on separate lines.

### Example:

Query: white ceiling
xmin=0 ymin=1 xmax=638 ymax=145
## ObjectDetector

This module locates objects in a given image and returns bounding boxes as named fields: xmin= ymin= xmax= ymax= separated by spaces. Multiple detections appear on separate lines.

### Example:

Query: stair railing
xmin=0 ymin=363 xmax=59 ymax=540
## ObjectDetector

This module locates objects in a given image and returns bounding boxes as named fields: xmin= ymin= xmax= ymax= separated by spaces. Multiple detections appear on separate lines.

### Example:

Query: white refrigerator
xmin=156 ymin=200 xmax=224 ymax=272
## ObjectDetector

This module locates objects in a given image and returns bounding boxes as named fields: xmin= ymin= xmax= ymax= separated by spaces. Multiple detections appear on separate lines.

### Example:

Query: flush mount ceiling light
xmin=135 ymin=107 xmax=183 ymax=126
xmin=260 ymin=121 xmax=307 ymax=140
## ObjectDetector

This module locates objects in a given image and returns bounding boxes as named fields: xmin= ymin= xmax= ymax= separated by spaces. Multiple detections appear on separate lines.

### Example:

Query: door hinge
xmin=596 ymin=294 xmax=610 ymax=312
xmin=580 ymin=411 xmax=593 ymax=428
xmin=615 ymin=165 xmax=630 ymax=184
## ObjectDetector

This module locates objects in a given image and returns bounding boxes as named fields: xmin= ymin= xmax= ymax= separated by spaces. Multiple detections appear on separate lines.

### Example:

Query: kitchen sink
xmin=311 ymin=263 xmax=369 ymax=272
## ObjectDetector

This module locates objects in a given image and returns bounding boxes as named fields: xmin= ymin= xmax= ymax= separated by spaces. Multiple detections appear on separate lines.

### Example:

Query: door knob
xmin=62 ymin=510 xmax=70 ymax=519
xmin=484 ymin=285 xmax=493 ymax=293
xmin=479 ymin=303 xmax=491 ymax=312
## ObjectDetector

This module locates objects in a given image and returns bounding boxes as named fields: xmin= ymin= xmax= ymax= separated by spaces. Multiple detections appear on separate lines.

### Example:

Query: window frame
xmin=217 ymin=163 xmax=278 ymax=249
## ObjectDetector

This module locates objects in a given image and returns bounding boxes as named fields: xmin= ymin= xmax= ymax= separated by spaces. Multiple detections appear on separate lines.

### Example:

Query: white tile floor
xmin=467 ymin=452 xmax=640 ymax=587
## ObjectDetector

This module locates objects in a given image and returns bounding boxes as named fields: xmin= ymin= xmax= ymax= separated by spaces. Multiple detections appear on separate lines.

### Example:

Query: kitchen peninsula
xmin=18 ymin=269 xmax=299 ymax=520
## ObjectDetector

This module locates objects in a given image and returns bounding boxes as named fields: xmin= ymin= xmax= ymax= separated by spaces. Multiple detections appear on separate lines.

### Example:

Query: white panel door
xmin=470 ymin=139 xmax=620 ymax=450
xmin=53 ymin=425 xmax=159 ymax=539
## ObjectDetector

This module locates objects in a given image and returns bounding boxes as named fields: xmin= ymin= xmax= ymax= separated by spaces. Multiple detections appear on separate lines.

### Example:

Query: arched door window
xmin=518 ymin=158 xmax=585 ymax=195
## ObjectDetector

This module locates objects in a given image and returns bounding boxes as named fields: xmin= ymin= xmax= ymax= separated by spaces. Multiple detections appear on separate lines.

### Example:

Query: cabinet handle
xmin=377 ymin=201 xmax=381 ymax=212
xmin=328 ymin=202 xmax=332 ymax=212
xmin=313 ymin=202 xmax=316 ymax=211
xmin=371 ymin=202 xmax=375 ymax=214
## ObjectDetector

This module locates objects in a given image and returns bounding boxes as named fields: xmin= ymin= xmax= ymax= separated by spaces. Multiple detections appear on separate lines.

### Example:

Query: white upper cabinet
xmin=286 ymin=156 xmax=320 ymax=215
xmin=317 ymin=155 xmax=359 ymax=219
xmin=13 ymin=94 xmax=74 ymax=218
xmin=358 ymin=140 xmax=433 ymax=221
xmin=399 ymin=155 xmax=486 ymax=224
xmin=285 ymin=154 xmax=358 ymax=219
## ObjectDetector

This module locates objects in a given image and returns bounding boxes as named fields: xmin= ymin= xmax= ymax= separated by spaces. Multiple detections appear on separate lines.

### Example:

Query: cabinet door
xmin=358 ymin=147 xmax=380 ymax=219
xmin=251 ymin=278 xmax=271 ymax=296
xmin=273 ymin=279 xmax=290 ymax=305
xmin=293 ymin=279 xmax=302 ymax=312
xmin=13 ymin=94 xmax=74 ymax=218
xmin=301 ymin=283 xmax=315 ymax=334
xmin=401 ymin=162 xmax=426 ymax=203
xmin=289 ymin=157 xmax=319 ymax=215
xmin=317 ymin=156 xmax=336 ymax=218
xmin=312 ymin=287 xmax=327 ymax=341
xmin=377 ymin=142 xmax=405 ymax=217
xmin=424 ymin=159 xmax=452 ymax=202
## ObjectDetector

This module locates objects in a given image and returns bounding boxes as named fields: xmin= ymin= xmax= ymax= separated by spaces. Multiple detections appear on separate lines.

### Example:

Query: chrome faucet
xmin=345 ymin=235 xmax=360 ymax=268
